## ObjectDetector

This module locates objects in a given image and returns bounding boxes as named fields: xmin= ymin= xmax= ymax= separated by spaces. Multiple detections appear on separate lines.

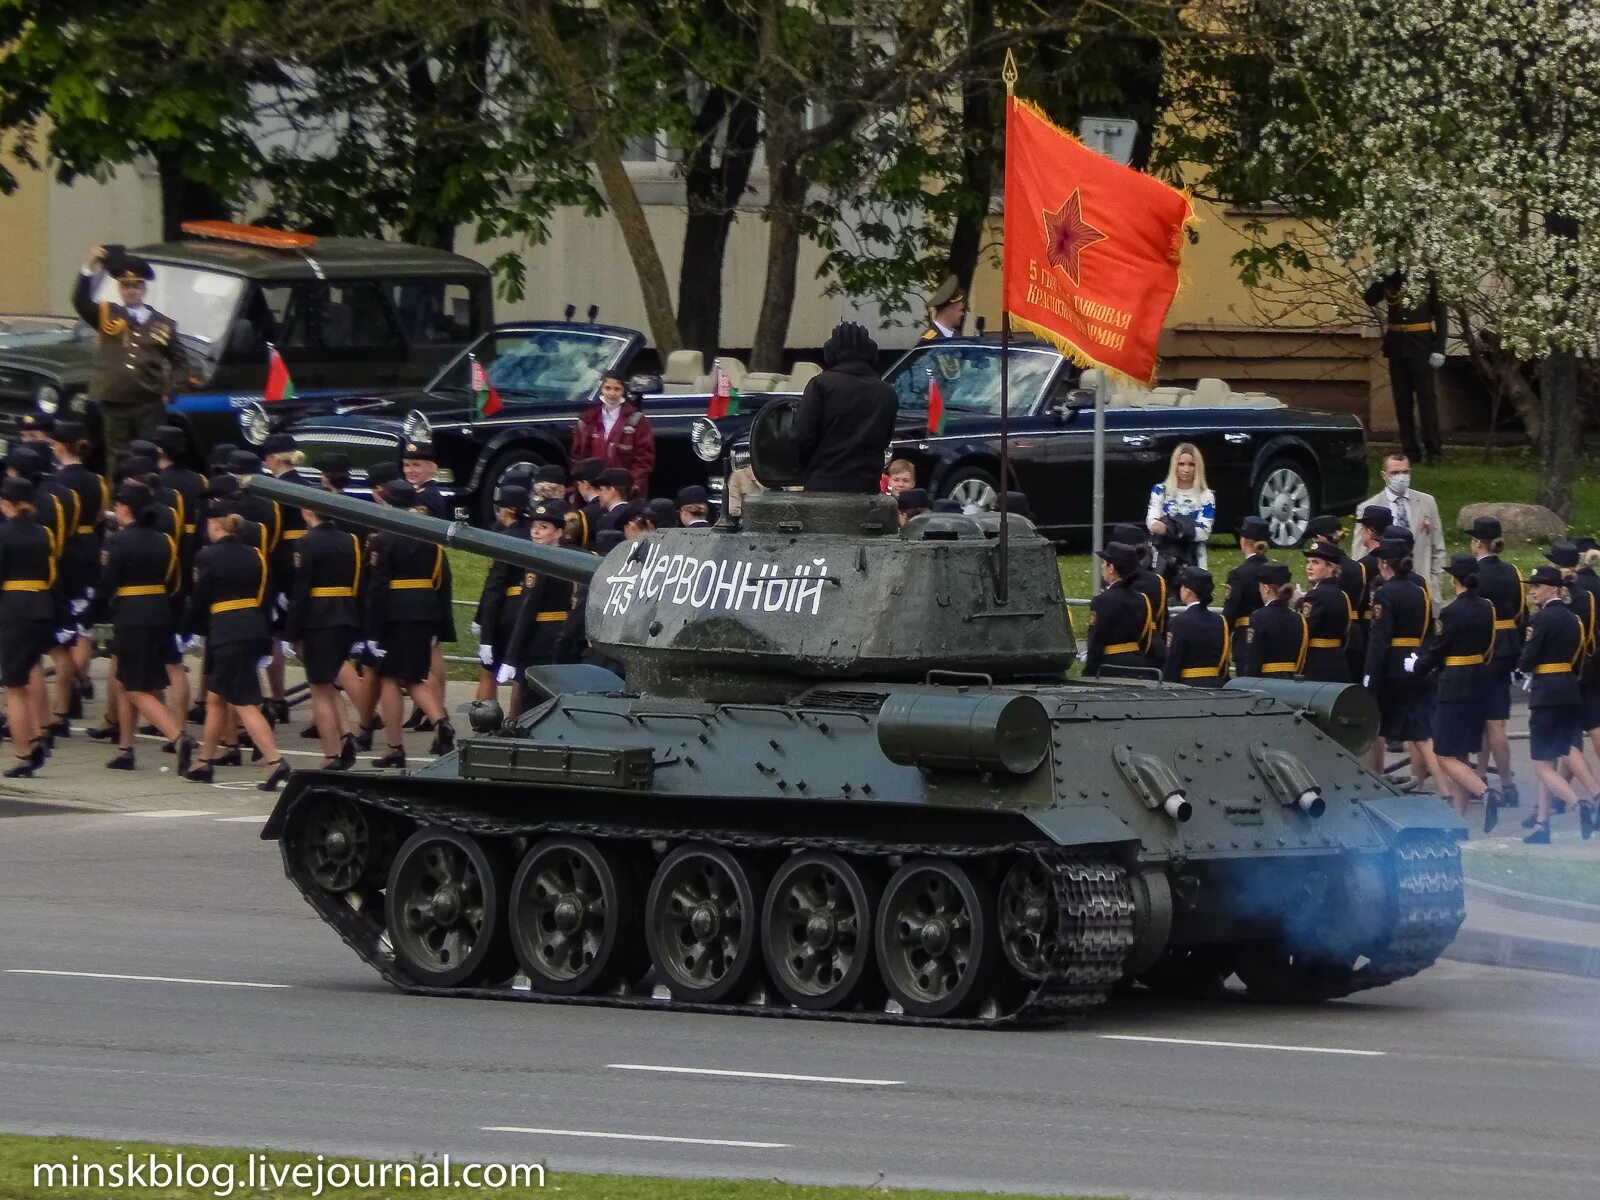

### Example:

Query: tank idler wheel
xmin=510 ymin=837 xmax=643 ymax=996
xmin=1232 ymin=941 xmax=1357 ymax=1004
xmin=875 ymin=858 xmax=1000 ymax=1019
xmin=646 ymin=844 xmax=767 ymax=1004
xmin=299 ymin=793 xmax=383 ymax=893
xmin=1136 ymin=945 xmax=1236 ymax=999
xmin=761 ymin=852 xmax=882 ymax=1011
xmin=997 ymin=856 xmax=1056 ymax=980
xmin=385 ymin=827 xmax=511 ymax=988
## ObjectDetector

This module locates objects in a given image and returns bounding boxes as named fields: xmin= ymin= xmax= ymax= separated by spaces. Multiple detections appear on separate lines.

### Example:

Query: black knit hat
xmin=822 ymin=320 xmax=877 ymax=366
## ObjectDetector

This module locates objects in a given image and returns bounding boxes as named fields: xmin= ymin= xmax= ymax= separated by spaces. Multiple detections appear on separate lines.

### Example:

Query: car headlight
xmin=241 ymin=402 xmax=270 ymax=445
xmin=34 ymin=384 xmax=60 ymax=415
xmin=403 ymin=409 xmax=432 ymax=445
xmin=691 ymin=416 xmax=723 ymax=463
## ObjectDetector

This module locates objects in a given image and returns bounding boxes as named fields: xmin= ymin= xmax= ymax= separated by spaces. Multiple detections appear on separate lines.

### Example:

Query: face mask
xmin=1386 ymin=472 xmax=1410 ymax=496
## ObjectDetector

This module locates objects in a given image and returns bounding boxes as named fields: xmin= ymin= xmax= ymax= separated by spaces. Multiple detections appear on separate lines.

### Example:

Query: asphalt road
xmin=2 ymin=763 xmax=1599 ymax=1200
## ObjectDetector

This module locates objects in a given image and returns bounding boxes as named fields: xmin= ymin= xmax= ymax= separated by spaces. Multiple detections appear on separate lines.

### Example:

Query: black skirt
xmin=113 ymin=627 xmax=174 ymax=694
xmin=0 ymin=620 xmax=51 ymax=688
xmin=377 ymin=621 xmax=434 ymax=684
xmin=1580 ymin=683 xmax=1600 ymax=733
xmin=1432 ymin=701 xmax=1484 ymax=760
xmin=1378 ymin=675 xmax=1435 ymax=742
xmin=204 ymin=640 xmax=267 ymax=708
xmin=300 ymin=626 xmax=356 ymax=686
xmin=1483 ymin=658 xmax=1514 ymax=721
xmin=1529 ymin=705 xmax=1581 ymax=763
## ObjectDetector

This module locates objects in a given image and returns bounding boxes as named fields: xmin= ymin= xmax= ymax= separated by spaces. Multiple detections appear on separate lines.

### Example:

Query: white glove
xmin=496 ymin=663 xmax=516 ymax=684
xmin=178 ymin=634 xmax=201 ymax=654
xmin=368 ymin=642 xmax=386 ymax=659
xmin=83 ymin=586 xmax=95 ymax=600
xmin=1428 ymin=352 xmax=1445 ymax=369
xmin=54 ymin=628 xmax=77 ymax=646
xmin=273 ymin=592 xmax=290 ymax=617
xmin=1403 ymin=652 xmax=1419 ymax=674
xmin=280 ymin=640 xmax=296 ymax=659
xmin=469 ymin=621 xmax=481 ymax=638
xmin=476 ymin=643 xmax=494 ymax=667
xmin=1362 ymin=674 xmax=1371 ymax=688
xmin=256 ymin=656 xmax=271 ymax=671
xmin=1518 ymin=672 xmax=1532 ymax=692
xmin=69 ymin=598 xmax=89 ymax=616
xmin=430 ymin=636 xmax=439 ymax=647
xmin=349 ymin=639 xmax=365 ymax=657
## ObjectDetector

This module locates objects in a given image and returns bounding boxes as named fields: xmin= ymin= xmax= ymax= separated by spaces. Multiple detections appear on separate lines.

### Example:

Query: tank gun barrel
xmin=245 ymin=475 xmax=600 ymax=587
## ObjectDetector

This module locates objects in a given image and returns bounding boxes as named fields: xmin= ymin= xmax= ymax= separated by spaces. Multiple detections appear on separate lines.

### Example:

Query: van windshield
xmin=93 ymin=266 xmax=245 ymax=349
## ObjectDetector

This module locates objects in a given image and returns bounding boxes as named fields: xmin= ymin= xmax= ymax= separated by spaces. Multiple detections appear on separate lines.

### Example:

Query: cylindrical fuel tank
xmin=1223 ymin=677 xmax=1379 ymax=756
xmin=877 ymin=691 xmax=1051 ymax=775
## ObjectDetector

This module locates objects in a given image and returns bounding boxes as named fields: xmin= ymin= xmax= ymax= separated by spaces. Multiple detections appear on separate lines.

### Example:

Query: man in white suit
xmin=1357 ymin=452 xmax=1446 ymax=600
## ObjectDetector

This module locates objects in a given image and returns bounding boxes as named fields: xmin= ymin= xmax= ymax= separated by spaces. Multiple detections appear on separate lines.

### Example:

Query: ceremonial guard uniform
xmin=1361 ymin=272 xmax=1447 ymax=463
xmin=1364 ymin=540 xmax=1435 ymax=744
xmin=1299 ymin=544 xmax=1352 ymax=682
xmin=1239 ymin=563 xmax=1307 ymax=678
xmin=184 ymin=517 xmax=270 ymax=710
xmin=1519 ymin=570 xmax=1584 ymax=761
xmin=1415 ymin=554 xmax=1495 ymax=768
xmin=1222 ymin=516 xmax=1274 ymax=666
xmin=1161 ymin=566 xmax=1229 ymax=686
xmin=1085 ymin=543 xmax=1156 ymax=677
xmin=284 ymin=518 xmax=362 ymax=688
xmin=0 ymin=478 xmax=59 ymax=774
xmin=367 ymin=530 xmax=450 ymax=687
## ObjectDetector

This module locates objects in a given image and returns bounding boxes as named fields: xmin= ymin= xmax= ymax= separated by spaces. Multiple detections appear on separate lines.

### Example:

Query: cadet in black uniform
xmin=1548 ymin=542 xmax=1600 ymax=817
xmin=182 ymin=503 xmax=288 ymax=791
xmin=570 ymin=458 xmax=605 ymax=524
xmin=1299 ymin=542 xmax=1352 ymax=682
xmin=1518 ymin=565 xmax=1596 ymax=843
xmin=531 ymin=464 xmax=567 ymax=504
xmin=1467 ymin=516 xmax=1523 ymax=806
xmin=366 ymin=479 xmax=455 ymax=767
xmin=1222 ymin=516 xmax=1273 ymax=669
xmin=1112 ymin=522 xmax=1168 ymax=650
xmin=284 ymin=504 xmax=361 ymax=771
xmin=1239 ymin=562 xmax=1306 ymax=678
xmin=44 ymin=420 xmax=106 ymax=721
xmin=473 ymin=485 xmax=531 ymax=703
xmin=1365 ymin=537 xmax=1438 ymax=789
xmin=1574 ymin=541 xmax=1600 ymax=766
xmin=0 ymin=479 xmax=58 ymax=775
xmin=95 ymin=482 xmax=195 ymax=773
xmin=593 ymin=468 xmax=634 ymax=533
xmin=11 ymin=446 xmax=77 ymax=743
xmin=501 ymin=500 xmax=578 ymax=714
xmin=1411 ymin=554 xmax=1496 ymax=829
xmin=1161 ymin=566 xmax=1229 ymax=686
xmin=677 ymin=486 xmax=712 ymax=528
xmin=1084 ymin=543 xmax=1157 ymax=677
xmin=402 ymin=442 xmax=452 ymax=520
xmin=1305 ymin=515 xmax=1365 ymax=679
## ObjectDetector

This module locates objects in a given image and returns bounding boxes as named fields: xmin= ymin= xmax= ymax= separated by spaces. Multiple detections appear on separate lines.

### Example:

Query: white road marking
xmin=117 ymin=810 xmax=218 ymax=819
xmin=606 ymin=1063 xmax=902 ymax=1086
xmin=483 ymin=1126 xmax=789 ymax=1149
xmin=6 ymin=969 xmax=289 ymax=990
xmin=1100 ymin=1034 xmax=1385 ymax=1057
xmin=213 ymin=815 xmax=271 ymax=823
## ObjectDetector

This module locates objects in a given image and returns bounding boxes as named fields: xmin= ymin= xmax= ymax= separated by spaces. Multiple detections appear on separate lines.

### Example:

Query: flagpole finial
xmin=1002 ymin=48 xmax=1018 ymax=97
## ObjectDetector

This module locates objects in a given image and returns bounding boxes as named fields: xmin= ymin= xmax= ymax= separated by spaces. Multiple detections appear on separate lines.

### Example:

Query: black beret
xmin=401 ymin=441 xmax=436 ymax=462
xmin=647 ymin=497 xmax=679 ymax=525
xmin=227 ymin=450 xmax=262 ymax=474
xmin=1302 ymin=542 xmax=1342 ymax=564
xmin=366 ymin=462 xmax=401 ymax=489
xmin=1528 ymin=564 xmax=1565 ymax=588
xmin=897 ymin=488 xmax=932 ymax=512
xmin=1546 ymin=541 xmax=1579 ymax=569
xmin=127 ymin=439 xmax=159 ymax=460
xmin=1304 ymin=515 xmax=1342 ymax=541
xmin=111 ymin=254 xmax=154 ymax=283
xmin=676 ymin=485 xmax=709 ymax=508
xmin=1178 ymin=565 xmax=1213 ymax=599
xmin=1096 ymin=541 xmax=1139 ymax=575
xmin=261 ymin=433 xmax=297 ymax=456
xmin=0 ymin=477 xmax=34 ymax=504
xmin=50 ymin=420 xmax=87 ymax=445
xmin=534 ymin=464 xmax=567 ymax=485
xmin=495 ymin=485 xmax=530 ymax=513
xmin=151 ymin=425 xmax=186 ymax=453
xmin=1374 ymin=537 xmax=1412 ymax=562
xmin=594 ymin=529 xmax=625 ymax=554
xmin=6 ymin=445 xmax=46 ymax=476
xmin=118 ymin=455 xmax=156 ymax=481
xmin=1444 ymin=553 xmax=1479 ymax=583
xmin=1239 ymin=516 xmax=1271 ymax=541
xmin=381 ymin=479 xmax=417 ymax=508
xmin=597 ymin=467 xmax=633 ymax=491
xmin=1470 ymin=515 xmax=1502 ymax=542
xmin=115 ymin=482 xmax=153 ymax=512
xmin=18 ymin=413 xmax=52 ymax=433
xmin=1358 ymin=505 xmax=1393 ymax=533
xmin=1259 ymin=562 xmax=1292 ymax=586
xmin=208 ymin=443 xmax=238 ymax=470
xmin=204 ymin=475 xmax=241 ymax=500
xmin=572 ymin=458 xmax=605 ymax=484
xmin=529 ymin=499 xmax=568 ymax=527
xmin=1112 ymin=521 xmax=1147 ymax=545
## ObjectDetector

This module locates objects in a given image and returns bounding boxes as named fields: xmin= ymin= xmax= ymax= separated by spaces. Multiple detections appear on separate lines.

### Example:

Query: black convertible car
xmin=272 ymin=324 xmax=1366 ymax=545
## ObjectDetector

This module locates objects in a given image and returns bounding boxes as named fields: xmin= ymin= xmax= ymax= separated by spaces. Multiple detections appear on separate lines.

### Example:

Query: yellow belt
xmin=1308 ymin=638 xmax=1344 ymax=648
xmin=1180 ymin=667 xmax=1223 ymax=679
xmin=210 ymin=598 xmax=258 ymax=614
xmin=1493 ymin=619 xmax=1517 ymax=631
xmin=310 ymin=586 xmax=356 ymax=598
xmin=183 ymin=524 xmax=196 ymax=536
xmin=281 ymin=528 xmax=306 ymax=540
xmin=504 ymin=585 xmax=523 ymax=597
xmin=2 ymin=580 xmax=49 ymax=592
xmin=116 ymin=584 xmax=167 ymax=598
xmin=1233 ymin=617 xmax=1250 ymax=628
xmin=536 ymin=611 xmax=567 ymax=623
xmin=1103 ymin=641 xmax=1144 ymax=655
xmin=1362 ymin=609 xmax=1374 ymax=620
xmin=75 ymin=524 xmax=97 ymax=535
xmin=1391 ymin=637 xmax=1423 ymax=647
xmin=1534 ymin=663 xmax=1572 ymax=675
xmin=1261 ymin=662 xmax=1298 ymax=674
xmin=1444 ymin=654 xmax=1487 ymax=667
xmin=1387 ymin=321 xmax=1432 ymax=332
xmin=389 ymin=579 xmax=435 ymax=590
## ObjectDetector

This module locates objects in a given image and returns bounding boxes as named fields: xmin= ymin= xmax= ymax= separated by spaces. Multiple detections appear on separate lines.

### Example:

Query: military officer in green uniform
xmin=72 ymin=244 xmax=192 ymax=465
xmin=1361 ymin=271 xmax=1448 ymax=464
xmin=920 ymin=275 xmax=966 ymax=341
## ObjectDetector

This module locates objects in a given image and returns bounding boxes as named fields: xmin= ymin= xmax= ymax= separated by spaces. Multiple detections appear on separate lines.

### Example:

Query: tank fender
xmin=260 ymin=787 xmax=300 ymax=841
xmin=1023 ymin=805 xmax=1142 ymax=857
xmin=1358 ymin=794 xmax=1468 ymax=839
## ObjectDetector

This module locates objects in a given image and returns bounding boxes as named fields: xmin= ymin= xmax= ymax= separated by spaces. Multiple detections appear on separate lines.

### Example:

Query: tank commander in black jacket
xmin=792 ymin=321 xmax=898 ymax=493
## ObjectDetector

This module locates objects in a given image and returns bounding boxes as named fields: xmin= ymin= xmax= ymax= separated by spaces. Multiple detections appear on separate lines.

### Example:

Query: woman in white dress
xmin=1146 ymin=442 xmax=1217 ymax=569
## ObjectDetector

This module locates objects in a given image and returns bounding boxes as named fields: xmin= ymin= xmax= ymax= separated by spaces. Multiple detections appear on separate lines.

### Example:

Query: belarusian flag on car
xmin=470 ymin=354 xmax=503 ymax=418
xmin=707 ymin=368 xmax=740 ymax=419
xmin=264 ymin=344 xmax=295 ymax=402
xmin=927 ymin=376 xmax=946 ymax=435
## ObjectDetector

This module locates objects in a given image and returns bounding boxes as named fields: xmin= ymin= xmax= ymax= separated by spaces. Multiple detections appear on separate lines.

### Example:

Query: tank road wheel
xmin=761 ymin=852 xmax=882 ymax=1011
xmin=646 ymin=844 xmax=766 ymax=1004
xmin=509 ymin=837 xmax=643 ymax=996
xmin=875 ymin=858 xmax=999 ymax=1019
xmin=997 ymin=856 xmax=1056 ymax=979
xmin=298 ymin=794 xmax=384 ymax=893
xmin=385 ymin=828 xmax=511 ymax=988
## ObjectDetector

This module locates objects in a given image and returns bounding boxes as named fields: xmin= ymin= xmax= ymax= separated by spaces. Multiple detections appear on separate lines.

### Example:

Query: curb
xmin=1443 ymin=928 xmax=1600 ymax=980
xmin=1465 ymin=879 xmax=1600 ymax=925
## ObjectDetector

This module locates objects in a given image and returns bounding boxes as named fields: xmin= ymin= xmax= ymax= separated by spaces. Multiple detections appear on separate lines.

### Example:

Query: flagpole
xmin=996 ymin=50 xmax=1019 ymax=606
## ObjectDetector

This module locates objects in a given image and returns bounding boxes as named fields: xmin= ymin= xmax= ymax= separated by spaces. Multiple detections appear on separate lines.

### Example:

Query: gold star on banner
xmin=1042 ymin=188 xmax=1107 ymax=286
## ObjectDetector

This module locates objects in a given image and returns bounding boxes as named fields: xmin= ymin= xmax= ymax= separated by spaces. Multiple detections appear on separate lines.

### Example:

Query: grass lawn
xmin=0 ymin=1134 xmax=1113 ymax=1200
xmin=1462 ymin=850 xmax=1600 ymax=907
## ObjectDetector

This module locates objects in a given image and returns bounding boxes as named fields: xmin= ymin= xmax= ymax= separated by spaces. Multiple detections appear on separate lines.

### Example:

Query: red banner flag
xmin=927 ymin=376 xmax=945 ymax=435
xmin=264 ymin=345 xmax=295 ymax=402
xmin=707 ymin=368 xmax=741 ymax=419
xmin=1002 ymin=97 xmax=1192 ymax=385
xmin=469 ymin=355 xmax=503 ymax=418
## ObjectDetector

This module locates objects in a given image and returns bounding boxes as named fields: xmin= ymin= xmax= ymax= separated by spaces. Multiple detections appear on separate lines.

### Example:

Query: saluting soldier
xmin=1084 ymin=542 xmax=1157 ymax=677
xmin=94 ymin=481 xmax=195 ymax=773
xmin=365 ymin=479 xmax=455 ymax=767
xmin=1239 ymin=562 xmax=1306 ymax=678
xmin=920 ymin=275 xmax=966 ymax=341
xmin=1161 ymin=566 xmax=1229 ymax=686
xmin=1364 ymin=537 xmax=1437 ymax=787
xmin=0 ymin=478 xmax=60 ymax=776
xmin=283 ymin=504 xmax=362 ymax=771
xmin=71 ymin=245 xmax=192 ymax=463
xmin=502 ymin=499 xmax=578 ymax=713
xmin=1518 ymin=564 xmax=1596 ymax=844
xmin=474 ymin=485 xmax=532 ymax=702
xmin=1222 ymin=516 xmax=1274 ymax=666
xmin=1300 ymin=542 xmax=1352 ymax=682
xmin=1410 ymin=554 xmax=1497 ymax=829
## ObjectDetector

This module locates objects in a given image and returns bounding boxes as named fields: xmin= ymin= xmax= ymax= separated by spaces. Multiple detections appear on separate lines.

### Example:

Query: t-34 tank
xmin=252 ymin=412 xmax=1464 ymax=1027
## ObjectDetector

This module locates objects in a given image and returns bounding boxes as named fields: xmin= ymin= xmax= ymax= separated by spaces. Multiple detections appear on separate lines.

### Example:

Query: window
xmin=886 ymin=346 xmax=1059 ymax=417
xmin=95 ymin=267 xmax=245 ymax=347
xmin=432 ymin=328 xmax=632 ymax=407
xmin=388 ymin=279 xmax=484 ymax=346
xmin=320 ymin=282 xmax=403 ymax=353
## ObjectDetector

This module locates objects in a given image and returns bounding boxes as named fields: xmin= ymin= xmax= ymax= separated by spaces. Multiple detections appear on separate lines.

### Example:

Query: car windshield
xmin=0 ymin=316 xmax=86 ymax=350
xmin=432 ymin=328 xmax=632 ymax=404
xmin=887 ymin=345 xmax=1059 ymax=416
xmin=93 ymin=266 xmax=245 ymax=349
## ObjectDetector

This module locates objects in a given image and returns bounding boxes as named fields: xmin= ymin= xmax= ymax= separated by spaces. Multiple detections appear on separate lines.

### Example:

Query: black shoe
xmin=106 ymin=748 xmax=136 ymax=770
xmin=85 ymin=725 xmax=118 ymax=742
xmin=1581 ymin=801 xmax=1596 ymax=841
xmin=428 ymin=720 xmax=455 ymax=755
xmin=1483 ymin=790 xmax=1500 ymax=835
xmin=337 ymin=733 xmax=357 ymax=771
xmin=372 ymin=745 xmax=406 ymax=769
xmin=161 ymin=739 xmax=176 ymax=754
xmin=176 ymin=735 xmax=196 ymax=778
xmin=48 ymin=716 xmax=70 ymax=739
xmin=137 ymin=723 xmax=159 ymax=736
xmin=4 ymin=758 xmax=35 ymax=778
xmin=66 ymin=691 xmax=84 ymax=720
xmin=187 ymin=702 xmax=206 ymax=724
xmin=28 ymin=741 xmax=46 ymax=769
xmin=1501 ymin=782 xmax=1520 ymax=809
xmin=402 ymin=708 xmax=425 ymax=731
xmin=39 ymin=730 xmax=54 ymax=755
xmin=250 ymin=742 xmax=264 ymax=763
xmin=258 ymin=759 xmax=291 ymax=792
xmin=299 ymin=724 xmax=320 ymax=739
xmin=1523 ymin=822 xmax=1551 ymax=845
xmin=354 ymin=721 xmax=377 ymax=752
xmin=184 ymin=762 xmax=215 ymax=784
xmin=214 ymin=746 xmax=242 ymax=768
xmin=78 ymin=676 xmax=95 ymax=703
xmin=1521 ymin=812 xmax=1541 ymax=830
xmin=270 ymin=700 xmax=290 ymax=727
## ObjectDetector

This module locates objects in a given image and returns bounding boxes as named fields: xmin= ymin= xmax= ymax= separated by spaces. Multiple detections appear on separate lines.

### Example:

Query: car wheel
xmin=1255 ymin=457 xmax=1315 ymax=547
xmin=478 ymin=448 xmax=547 ymax=526
xmin=940 ymin=466 xmax=999 ymax=515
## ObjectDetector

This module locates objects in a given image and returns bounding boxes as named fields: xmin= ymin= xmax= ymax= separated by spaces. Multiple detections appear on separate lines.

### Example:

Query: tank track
xmin=274 ymin=783 xmax=1137 ymax=1030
